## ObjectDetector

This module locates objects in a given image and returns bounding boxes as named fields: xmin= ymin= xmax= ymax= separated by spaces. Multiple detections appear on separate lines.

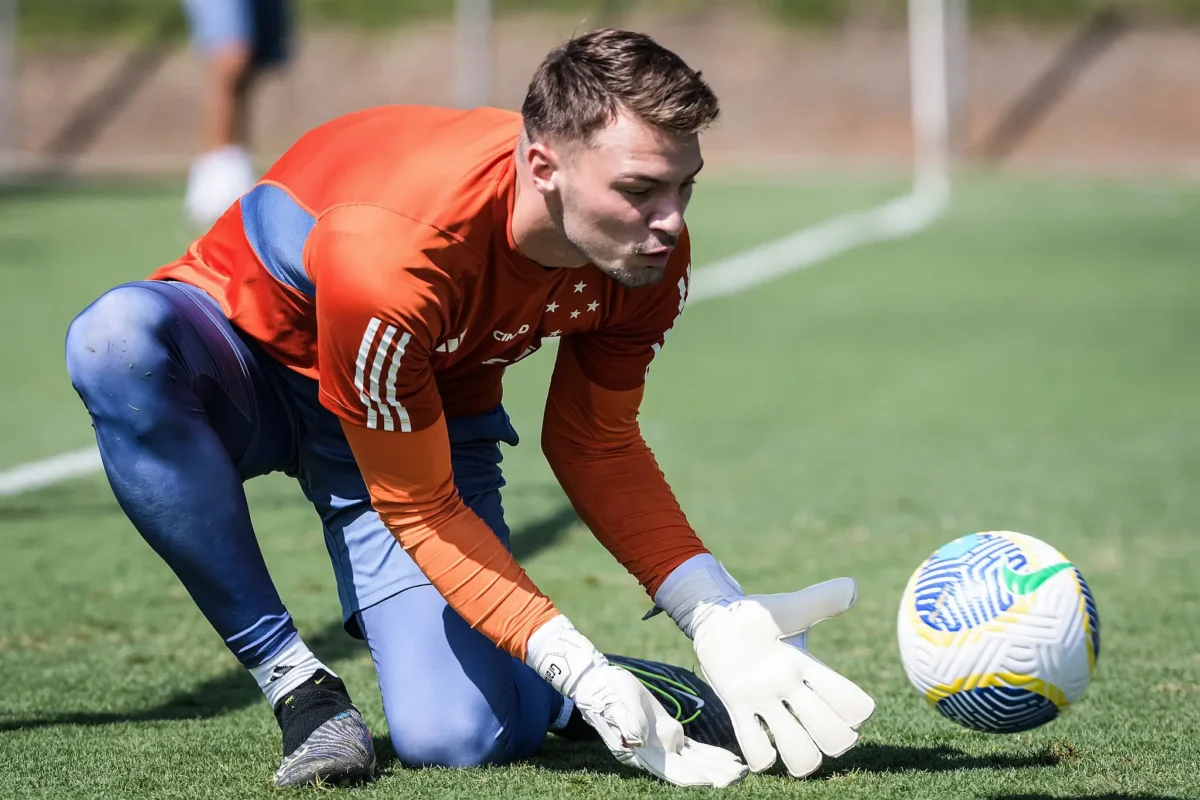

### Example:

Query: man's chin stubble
xmin=603 ymin=265 xmax=666 ymax=289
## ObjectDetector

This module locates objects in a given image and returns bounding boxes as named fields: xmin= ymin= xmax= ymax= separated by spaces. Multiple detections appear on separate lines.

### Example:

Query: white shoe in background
xmin=184 ymin=144 xmax=257 ymax=231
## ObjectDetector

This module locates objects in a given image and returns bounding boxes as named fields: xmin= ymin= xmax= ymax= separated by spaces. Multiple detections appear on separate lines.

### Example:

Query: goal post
xmin=0 ymin=1 xmax=964 ymax=193
xmin=689 ymin=0 xmax=961 ymax=302
xmin=0 ymin=0 xmax=16 ymax=178
xmin=456 ymin=0 xmax=493 ymax=109
xmin=909 ymin=0 xmax=959 ymax=206
xmin=450 ymin=0 xmax=962 ymax=194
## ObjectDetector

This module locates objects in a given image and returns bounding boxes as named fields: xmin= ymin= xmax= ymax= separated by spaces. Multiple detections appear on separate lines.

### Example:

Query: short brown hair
xmin=522 ymin=28 xmax=720 ymax=144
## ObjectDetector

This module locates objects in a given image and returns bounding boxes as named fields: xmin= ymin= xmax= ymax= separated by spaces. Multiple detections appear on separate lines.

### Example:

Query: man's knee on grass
xmin=386 ymin=699 xmax=519 ymax=769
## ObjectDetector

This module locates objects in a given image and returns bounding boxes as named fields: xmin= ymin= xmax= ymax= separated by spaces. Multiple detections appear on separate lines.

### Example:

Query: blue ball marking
xmin=935 ymin=686 xmax=1059 ymax=733
xmin=1075 ymin=567 xmax=1101 ymax=660
xmin=935 ymin=533 xmax=981 ymax=560
xmin=914 ymin=533 xmax=1028 ymax=632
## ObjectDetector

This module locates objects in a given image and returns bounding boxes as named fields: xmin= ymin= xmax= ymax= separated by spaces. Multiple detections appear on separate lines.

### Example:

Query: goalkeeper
xmin=64 ymin=28 xmax=873 ymax=789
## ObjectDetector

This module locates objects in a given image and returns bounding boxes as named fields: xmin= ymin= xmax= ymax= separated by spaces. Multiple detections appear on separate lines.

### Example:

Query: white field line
xmin=689 ymin=180 xmax=948 ymax=303
xmin=0 ymin=181 xmax=948 ymax=498
xmin=0 ymin=446 xmax=104 ymax=497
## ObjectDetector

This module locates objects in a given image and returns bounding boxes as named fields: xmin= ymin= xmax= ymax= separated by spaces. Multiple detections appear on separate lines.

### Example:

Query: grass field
xmin=1 ymin=173 xmax=1198 ymax=799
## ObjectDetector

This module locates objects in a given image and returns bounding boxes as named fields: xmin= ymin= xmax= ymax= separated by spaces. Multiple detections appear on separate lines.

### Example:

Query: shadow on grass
xmin=815 ymin=741 xmax=1071 ymax=776
xmin=810 ymin=746 xmax=1186 ymax=799
xmin=986 ymin=795 xmax=1188 ymax=800
xmin=0 ymin=501 xmax=580 ymax=738
xmin=0 ymin=614 xmax=364 ymax=735
xmin=527 ymin=737 xmax=1107 ymax=786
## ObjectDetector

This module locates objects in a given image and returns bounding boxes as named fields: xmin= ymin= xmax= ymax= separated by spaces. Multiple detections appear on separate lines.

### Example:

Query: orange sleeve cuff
xmin=542 ymin=338 xmax=708 ymax=597
xmin=341 ymin=417 xmax=559 ymax=661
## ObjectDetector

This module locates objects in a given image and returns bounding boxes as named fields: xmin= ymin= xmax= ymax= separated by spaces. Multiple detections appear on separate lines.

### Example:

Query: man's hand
xmin=526 ymin=616 xmax=748 ymax=788
xmin=655 ymin=556 xmax=875 ymax=777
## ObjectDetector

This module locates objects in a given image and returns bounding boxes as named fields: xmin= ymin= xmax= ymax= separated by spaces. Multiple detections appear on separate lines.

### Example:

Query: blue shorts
xmin=182 ymin=0 xmax=291 ymax=67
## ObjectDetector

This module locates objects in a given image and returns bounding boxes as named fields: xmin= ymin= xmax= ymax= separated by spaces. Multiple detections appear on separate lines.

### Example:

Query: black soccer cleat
xmin=272 ymin=669 xmax=376 ymax=788
xmin=554 ymin=654 xmax=738 ymax=751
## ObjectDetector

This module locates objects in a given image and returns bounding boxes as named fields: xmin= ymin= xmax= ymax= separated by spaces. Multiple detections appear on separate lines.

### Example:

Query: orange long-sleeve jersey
xmin=152 ymin=105 xmax=708 ymax=659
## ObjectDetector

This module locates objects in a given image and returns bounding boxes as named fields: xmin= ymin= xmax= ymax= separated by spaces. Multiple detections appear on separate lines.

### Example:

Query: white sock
xmin=249 ymin=634 xmax=332 ymax=708
xmin=549 ymin=697 xmax=576 ymax=730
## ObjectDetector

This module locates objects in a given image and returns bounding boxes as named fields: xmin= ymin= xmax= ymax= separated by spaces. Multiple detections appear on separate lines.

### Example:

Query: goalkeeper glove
xmin=653 ymin=555 xmax=876 ymax=777
xmin=525 ymin=615 xmax=748 ymax=788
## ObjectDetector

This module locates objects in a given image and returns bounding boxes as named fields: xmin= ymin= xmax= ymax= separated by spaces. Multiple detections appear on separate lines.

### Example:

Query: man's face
xmin=539 ymin=112 xmax=703 ymax=288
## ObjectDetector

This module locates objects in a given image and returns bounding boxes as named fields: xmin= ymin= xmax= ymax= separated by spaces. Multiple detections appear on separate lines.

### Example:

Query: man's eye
xmin=619 ymin=187 xmax=651 ymax=197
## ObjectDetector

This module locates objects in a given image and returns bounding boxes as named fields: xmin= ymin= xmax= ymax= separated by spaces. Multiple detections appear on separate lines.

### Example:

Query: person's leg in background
xmin=180 ymin=0 xmax=292 ymax=229
xmin=64 ymin=279 xmax=374 ymax=787
xmin=284 ymin=393 xmax=570 ymax=768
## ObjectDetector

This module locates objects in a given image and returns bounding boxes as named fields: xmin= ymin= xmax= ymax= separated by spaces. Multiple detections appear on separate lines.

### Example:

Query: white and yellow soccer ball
xmin=897 ymin=531 xmax=1100 ymax=733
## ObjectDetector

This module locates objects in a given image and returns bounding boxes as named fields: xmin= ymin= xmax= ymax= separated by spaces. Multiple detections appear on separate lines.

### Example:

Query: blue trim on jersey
xmin=240 ymin=184 xmax=316 ymax=297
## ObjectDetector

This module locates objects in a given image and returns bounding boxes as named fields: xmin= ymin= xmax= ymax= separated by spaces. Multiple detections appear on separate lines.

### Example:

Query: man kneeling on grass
xmin=65 ymin=27 xmax=874 ymax=788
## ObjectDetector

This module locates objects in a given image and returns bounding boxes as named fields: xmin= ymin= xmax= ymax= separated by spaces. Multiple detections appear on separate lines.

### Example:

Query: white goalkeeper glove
xmin=525 ymin=615 xmax=748 ymax=788
xmin=653 ymin=555 xmax=876 ymax=777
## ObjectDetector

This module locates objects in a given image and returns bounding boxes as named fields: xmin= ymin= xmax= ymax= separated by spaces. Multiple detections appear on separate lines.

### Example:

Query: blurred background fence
xmin=2 ymin=0 xmax=1198 ymax=181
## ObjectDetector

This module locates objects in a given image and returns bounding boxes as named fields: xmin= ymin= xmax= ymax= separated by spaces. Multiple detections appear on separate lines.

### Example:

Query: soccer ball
xmin=896 ymin=531 xmax=1100 ymax=733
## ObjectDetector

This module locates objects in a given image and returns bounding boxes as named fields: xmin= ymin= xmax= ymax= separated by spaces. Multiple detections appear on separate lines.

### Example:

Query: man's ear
xmin=525 ymin=139 xmax=561 ymax=196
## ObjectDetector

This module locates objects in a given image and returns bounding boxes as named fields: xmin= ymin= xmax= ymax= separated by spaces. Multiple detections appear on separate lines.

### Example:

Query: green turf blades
xmin=2 ymin=176 xmax=1199 ymax=798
